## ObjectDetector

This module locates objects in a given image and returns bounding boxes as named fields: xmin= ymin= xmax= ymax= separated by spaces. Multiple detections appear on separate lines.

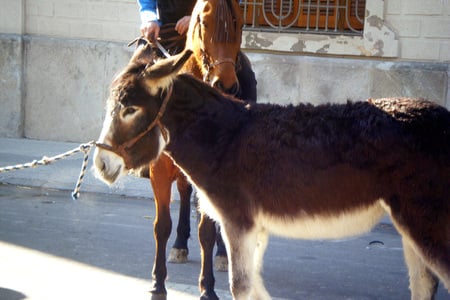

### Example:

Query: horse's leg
xmin=198 ymin=213 xmax=219 ymax=300
xmin=149 ymin=157 xmax=174 ymax=299
xmin=168 ymin=173 xmax=192 ymax=263
xmin=214 ymin=224 xmax=228 ymax=272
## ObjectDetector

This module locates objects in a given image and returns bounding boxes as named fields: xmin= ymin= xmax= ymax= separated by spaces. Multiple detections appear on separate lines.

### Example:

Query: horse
xmin=130 ymin=0 xmax=255 ymax=299
xmin=94 ymin=50 xmax=450 ymax=300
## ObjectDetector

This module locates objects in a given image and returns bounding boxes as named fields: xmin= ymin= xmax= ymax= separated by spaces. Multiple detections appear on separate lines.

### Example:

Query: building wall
xmin=0 ymin=0 xmax=449 ymax=142
xmin=385 ymin=0 xmax=450 ymax=61
xmin=2 ymin=0 xmax=449 ymax=61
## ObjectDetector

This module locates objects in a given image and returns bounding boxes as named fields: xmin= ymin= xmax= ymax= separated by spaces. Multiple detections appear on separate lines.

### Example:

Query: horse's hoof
xmin=150 ymin=292 xmax=167 ymax=300
xmin=214 ymin=255 xmax=228 ymax=272
xmin=168 ymin=248 xmax=188 ymax=263
xmin=200 ymin=291 xmax=219 ymax=300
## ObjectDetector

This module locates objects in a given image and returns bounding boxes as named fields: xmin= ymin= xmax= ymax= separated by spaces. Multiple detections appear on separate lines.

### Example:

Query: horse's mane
xmin=213 ymin=0 xmax=238 ymax=43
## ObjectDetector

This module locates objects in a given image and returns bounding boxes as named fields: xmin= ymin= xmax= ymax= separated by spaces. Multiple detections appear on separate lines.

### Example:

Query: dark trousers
xmin=236 ymin=51 xmax=257 ymax=103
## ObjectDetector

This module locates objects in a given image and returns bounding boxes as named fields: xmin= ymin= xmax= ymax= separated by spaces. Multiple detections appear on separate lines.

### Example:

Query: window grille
xmin=241 ymin=0 xmax=366 ymax=35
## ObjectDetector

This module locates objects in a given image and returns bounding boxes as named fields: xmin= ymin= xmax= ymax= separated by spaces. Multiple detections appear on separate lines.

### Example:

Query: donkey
xmin=94 ymin=51 xmax=450 ymax=300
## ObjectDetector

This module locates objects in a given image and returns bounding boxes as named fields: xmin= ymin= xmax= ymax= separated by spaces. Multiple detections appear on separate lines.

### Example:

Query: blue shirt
xmin=137 ymin=0 xmax=158 ymax=24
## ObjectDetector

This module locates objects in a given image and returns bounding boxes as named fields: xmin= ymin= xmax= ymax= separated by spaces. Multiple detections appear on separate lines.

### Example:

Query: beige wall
xmin=385 ymin=0 xmax=450 ymax=61
xmin=0 ymin=0 xmax=449 ymax=142
xmin=0 ymin=0 xmax=139 ymax=42
xmin=1 ymin=0 xmax=449 ymax=61
xmin=0 ymin=0 xmax=24 ymax=34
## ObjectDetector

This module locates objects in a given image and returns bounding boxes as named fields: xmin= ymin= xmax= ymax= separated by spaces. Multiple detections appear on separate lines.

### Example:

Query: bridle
xmin=196 ymin=15 xmax=240 ymax=83
xmin=95 ymin=85 xmax=173 ymax=169
xmin=201 ymin=48 xmax=237 ymax=83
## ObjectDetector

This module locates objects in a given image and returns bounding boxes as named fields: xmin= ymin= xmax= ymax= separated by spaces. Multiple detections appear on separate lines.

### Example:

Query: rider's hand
xmin=140 ymin=21 xmax=160 ymax=41
xmin=175 ymin=16 xmax=191 ymax=35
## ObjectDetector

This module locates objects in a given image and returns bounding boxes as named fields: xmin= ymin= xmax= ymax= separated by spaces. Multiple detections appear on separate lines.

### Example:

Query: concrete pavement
xmin=0 ymin=184 xmax=234 ymax=300
xmin=1 ymin=138 xmax=449 ymax=300
xmin=0 ymin=138 xmax=232 ymax=300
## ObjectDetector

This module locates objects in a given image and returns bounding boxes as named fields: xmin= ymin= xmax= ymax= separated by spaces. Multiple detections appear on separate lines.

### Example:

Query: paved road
xmin=0 ymin=184 xmax=449 ymax=300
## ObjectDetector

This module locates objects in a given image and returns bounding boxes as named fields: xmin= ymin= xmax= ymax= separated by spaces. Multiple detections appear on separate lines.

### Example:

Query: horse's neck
xmin=181 ymin=55 xmax=203 ymax=80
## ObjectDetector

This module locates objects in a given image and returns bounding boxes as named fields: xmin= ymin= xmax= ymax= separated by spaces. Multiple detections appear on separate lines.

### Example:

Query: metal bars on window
xmin=241 ymin=0 xmax=366 ymax=35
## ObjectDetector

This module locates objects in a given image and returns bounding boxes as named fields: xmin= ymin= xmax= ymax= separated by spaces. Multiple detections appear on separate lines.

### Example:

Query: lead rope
xmin=71 ymin=141 xmax=95 ymax=200
xmin=0 ymin=141 xmax=96 ymax=200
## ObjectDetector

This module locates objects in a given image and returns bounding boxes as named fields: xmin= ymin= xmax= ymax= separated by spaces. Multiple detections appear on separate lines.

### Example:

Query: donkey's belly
xmin=258 ymin=202 xmax=385 ymax=240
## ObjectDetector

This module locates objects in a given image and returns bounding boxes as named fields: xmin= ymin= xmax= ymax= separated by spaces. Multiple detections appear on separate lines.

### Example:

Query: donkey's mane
xmin=176 ymin=73 xmax=245 ymax=104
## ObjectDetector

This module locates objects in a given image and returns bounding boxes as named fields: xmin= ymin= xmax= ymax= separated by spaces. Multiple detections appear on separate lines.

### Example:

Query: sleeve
xmin=137 ymin=0 xmax=158 ymax=23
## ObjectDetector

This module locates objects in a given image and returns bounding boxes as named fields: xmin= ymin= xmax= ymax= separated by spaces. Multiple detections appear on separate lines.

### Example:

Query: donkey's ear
xmin=141 ymin=50 xmax=193 ymax=95
xmin=129 ymin=41 xmax=156 ymax=66
xmin=144 ymin=49 xmax=193 ymax=79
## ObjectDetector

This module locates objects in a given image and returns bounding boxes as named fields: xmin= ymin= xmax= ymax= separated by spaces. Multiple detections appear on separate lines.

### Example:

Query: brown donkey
xmin=94 ymin=51 xmax=449 ymax=300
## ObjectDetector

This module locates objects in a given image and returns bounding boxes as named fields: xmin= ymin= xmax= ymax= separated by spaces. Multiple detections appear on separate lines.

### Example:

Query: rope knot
xmin=79 ymin=141 xmax=94 ymax=153
xmin=41 ymin=156 xmax=50 ymax=165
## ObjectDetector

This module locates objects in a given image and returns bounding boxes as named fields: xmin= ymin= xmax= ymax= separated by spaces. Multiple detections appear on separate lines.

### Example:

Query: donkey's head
xmin=94 ymin=50 xmax=192 ymax=184
xmin=186 ymin=0 xmax=243 ymax=95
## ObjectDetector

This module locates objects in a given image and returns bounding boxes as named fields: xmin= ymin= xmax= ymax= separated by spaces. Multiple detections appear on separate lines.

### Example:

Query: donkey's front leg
xmin=221 ymin=224 xmax=271 ymax=300
xmin=250 ymin=229 xmax=270 ymax=300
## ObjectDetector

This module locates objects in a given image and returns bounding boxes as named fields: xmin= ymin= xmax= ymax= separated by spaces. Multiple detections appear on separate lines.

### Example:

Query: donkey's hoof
xmin=214 ymin=255 xmax=228 ymax=272
xmin=168 ymin=248 xmax=189 ymax=263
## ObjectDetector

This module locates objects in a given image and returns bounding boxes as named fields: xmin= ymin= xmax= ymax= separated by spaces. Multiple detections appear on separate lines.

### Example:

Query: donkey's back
xmin=235 ymin=97 xmax=450 ymax=209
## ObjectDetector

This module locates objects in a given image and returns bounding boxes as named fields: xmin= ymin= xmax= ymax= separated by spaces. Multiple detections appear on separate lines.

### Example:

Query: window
xmin=241 ymin=0 xmax=365 ymax=34
xmin=240 ymin=0 xmax=399 ymax=58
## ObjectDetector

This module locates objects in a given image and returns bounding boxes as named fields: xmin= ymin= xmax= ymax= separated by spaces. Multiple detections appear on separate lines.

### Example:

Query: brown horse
xmin=94 ymin=51 xmax=450 ymax=300
xmin=132 ymin=0 xmax=254 ymax=299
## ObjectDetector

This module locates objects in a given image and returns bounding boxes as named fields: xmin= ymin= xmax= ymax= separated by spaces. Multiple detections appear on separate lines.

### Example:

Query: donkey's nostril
xmin=100 ymin=159 xmax=107 ymax=172
xmin=94 ymin=151 xmax=109 ymax=174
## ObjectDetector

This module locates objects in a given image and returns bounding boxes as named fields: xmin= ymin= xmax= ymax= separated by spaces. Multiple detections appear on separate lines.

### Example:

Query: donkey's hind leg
xmin=388 ymin=197 xmax=450 ymax=299
xmin=402 ymin=238 xmax=439 ymax=300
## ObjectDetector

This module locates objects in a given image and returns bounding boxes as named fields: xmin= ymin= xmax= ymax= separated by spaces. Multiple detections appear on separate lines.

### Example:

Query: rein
xmin=128 ymin=37 xmax=171 ymax=58
xmin=96 ymin=85 xmax=173 ymax=168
